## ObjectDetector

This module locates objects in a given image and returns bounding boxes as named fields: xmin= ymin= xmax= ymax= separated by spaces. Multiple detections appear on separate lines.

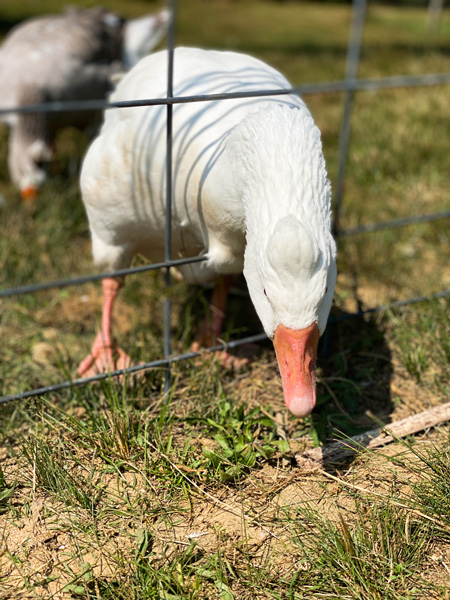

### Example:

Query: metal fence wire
xmin=0 ymin=0 xmax=449 ymax=405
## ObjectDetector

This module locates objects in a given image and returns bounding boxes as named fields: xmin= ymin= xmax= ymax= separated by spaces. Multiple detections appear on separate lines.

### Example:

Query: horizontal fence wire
xmin=1 ymin=0 xmax=449 ymax=405
xmin=338 ymin=210 xmax=450 ymax=236
xmin=0 ymin=256 xmax=207 ymax=298
xmin=329 ymin=289 xmax=450 ymax=323
xmin=1 ymin=290 xmax=448 ymax=406
xmin=1 ymin=209 xmax=449 ymax=299
xmin=0 ymin=333 xmax=268 ymax=406
xmin=1 ymin=73 xmax=450 ymax=118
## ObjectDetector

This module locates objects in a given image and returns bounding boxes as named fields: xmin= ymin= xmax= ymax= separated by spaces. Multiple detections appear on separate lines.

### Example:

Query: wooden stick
xmin=295 ymin=401 xmax=450 ymax=468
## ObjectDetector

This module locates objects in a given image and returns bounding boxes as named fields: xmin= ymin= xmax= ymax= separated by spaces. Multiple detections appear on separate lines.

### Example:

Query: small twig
xmin=295 ymin=401 xmax=450 ymax=468
xmin=441 ymin=559 xmax=450 ymax=576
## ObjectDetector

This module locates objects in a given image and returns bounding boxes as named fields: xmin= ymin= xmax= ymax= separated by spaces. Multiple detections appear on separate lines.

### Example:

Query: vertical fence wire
xmin=163 ymin=0 xmax=177 ymax=398
xmin=324 ymin=0 xmax=368 ymax=357
xmin=332 ymin=0 xmax=367 ymax=236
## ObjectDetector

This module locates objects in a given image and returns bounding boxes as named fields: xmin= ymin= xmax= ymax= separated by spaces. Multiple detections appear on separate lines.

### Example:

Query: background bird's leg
xmin=194 ymin=275 xmax=248 ymax=369
xmin=77 ymin=277 xmax=133 ymax=377
xmin=198 ymin=274 xmax=235 ymax=345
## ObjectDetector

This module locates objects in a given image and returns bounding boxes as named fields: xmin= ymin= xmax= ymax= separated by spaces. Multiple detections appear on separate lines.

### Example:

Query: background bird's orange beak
xmin=273 ymin=322 xmax=320 ymax=418
xmin=20 ymin=186 xmax=39 ymax=201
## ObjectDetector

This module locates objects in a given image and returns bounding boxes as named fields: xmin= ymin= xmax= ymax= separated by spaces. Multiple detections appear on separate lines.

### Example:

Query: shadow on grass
xmin=314 ymin=306 xmax=394 ymax=442
xmin=183 ymin=275 xmax=394 ymax=445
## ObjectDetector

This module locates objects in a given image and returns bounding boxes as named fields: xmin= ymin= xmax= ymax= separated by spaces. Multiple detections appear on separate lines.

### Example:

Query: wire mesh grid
xmin=0 ymin=0 xmax=449 ymax=405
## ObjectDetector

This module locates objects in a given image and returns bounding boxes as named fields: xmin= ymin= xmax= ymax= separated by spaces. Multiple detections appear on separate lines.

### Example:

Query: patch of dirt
xmin=2 ymin=432 xmax=450 ymax=598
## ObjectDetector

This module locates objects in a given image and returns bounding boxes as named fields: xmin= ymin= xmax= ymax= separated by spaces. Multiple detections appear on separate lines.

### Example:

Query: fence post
xmin=332 ymin=0 xmax=367 ymax=237
xmin=164 ymin=0 xmax=177 ymax=399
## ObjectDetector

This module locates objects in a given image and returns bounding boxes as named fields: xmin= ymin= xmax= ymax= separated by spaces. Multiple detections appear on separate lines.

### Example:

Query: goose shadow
xmin=313 ymin=306 xmax=394 ymax=446
xmin=180 ymin=278 xmax=394 ymax=449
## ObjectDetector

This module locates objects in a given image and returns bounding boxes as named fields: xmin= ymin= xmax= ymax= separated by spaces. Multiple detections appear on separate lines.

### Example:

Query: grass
xmin=290 ymin=502 xmax=436 ymax=599
xmin=3 ymin=398 xmax=450 ymax=598
xmin=0 ymin=0 xmax=450 ymax=597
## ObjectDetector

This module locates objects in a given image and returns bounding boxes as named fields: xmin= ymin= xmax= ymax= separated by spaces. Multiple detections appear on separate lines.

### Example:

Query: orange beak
xmin=273 ymin=322 xmax=320 ymax=418
xmin=20 ymin=186 xmax=39 ymax=201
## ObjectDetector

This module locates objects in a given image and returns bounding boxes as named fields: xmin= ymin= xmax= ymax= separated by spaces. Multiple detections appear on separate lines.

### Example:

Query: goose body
xmin=0 ymin=7 xmax=169 ymax=197
xmin=81 ymin=48 xmax=337 ymax=417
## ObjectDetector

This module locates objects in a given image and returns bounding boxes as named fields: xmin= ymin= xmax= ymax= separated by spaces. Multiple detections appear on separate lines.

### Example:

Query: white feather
xmin=82 ymin=48 xmax=337 ymax=339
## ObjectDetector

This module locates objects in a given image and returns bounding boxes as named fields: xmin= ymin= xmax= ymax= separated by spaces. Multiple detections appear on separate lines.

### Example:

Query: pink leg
xmin=192 ymin=275 xmax=248 ymax=370
xmin=197 ymin=275 xmax=235 ymax=345
xmin=77 ymin=277 xmax=133 ymax=377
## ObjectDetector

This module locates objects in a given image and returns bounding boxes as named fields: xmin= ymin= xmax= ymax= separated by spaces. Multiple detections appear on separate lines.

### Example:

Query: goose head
xmin=121 ymin=10 xmax=171 ymax=69
xmin=244 ymin=215 xmax=336 ymax=418
xmin=8 ymin=138 xmax=52 ymax=201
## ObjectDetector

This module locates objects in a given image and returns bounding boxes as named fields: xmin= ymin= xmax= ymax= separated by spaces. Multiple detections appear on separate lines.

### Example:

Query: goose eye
xmin=325 ymin=286 xmax=328 ymax=294
xmin=263 ymin=288 xmax=268 ymax=297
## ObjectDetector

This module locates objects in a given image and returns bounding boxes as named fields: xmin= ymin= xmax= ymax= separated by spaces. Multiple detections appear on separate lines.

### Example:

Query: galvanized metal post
xmin=332 ymin=0 xmax=367 ymax=237
xmin=164 ymin=0 xmax=177 ymax=399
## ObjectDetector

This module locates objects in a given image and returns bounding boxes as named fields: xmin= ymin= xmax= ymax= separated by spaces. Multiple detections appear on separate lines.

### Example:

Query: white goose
xmin=79 ymin=48 xmax=337 ymax=418
xmin=0 ymin=7 xmax=170 ymax=198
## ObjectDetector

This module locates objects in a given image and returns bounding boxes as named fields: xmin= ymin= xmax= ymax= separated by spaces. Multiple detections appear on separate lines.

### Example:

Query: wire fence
xmin=0 ymin=0 xmax=449 ymax=405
